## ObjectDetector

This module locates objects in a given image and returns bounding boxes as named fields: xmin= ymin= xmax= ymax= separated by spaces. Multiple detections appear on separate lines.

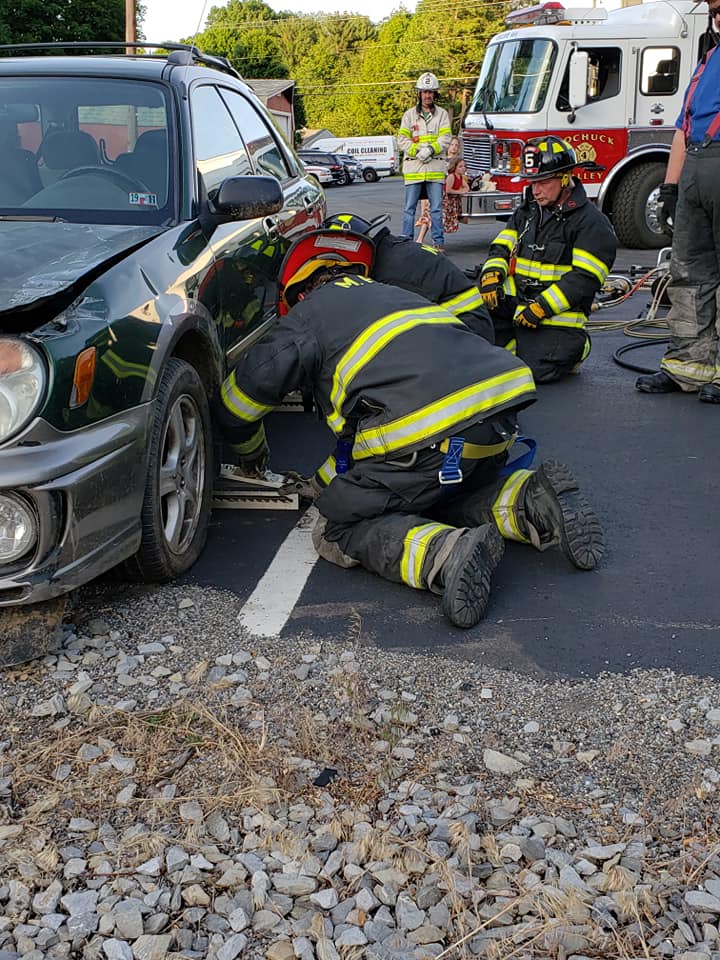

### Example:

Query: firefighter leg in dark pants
xmin=659 ymin=146 xmax=720 ymax=393
xmin=435 ymin=460 xmax=604 ymax=570
xmin=314 ymin=430 xmax=510 ymax=628
xmin=490 ymin=297 xmax=590 ymax=383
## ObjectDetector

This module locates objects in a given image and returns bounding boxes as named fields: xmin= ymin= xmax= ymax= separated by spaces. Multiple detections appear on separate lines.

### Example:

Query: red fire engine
xmin=461 ymin=0 xmax=714 ymax=247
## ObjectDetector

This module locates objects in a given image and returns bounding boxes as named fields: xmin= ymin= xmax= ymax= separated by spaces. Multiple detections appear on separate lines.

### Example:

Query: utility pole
xmin=125 ymin=0 xmax=136 ymax=49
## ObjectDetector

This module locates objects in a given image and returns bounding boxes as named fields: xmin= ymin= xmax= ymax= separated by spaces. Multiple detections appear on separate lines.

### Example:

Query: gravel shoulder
xmin=2 ymin=580 xmax=720 ymax=960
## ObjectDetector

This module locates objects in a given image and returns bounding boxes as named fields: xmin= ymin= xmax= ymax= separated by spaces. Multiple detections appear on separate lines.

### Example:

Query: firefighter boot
xmin=439 ymin=525 xmax=504 ymax=628
xmin=522 ymin=460 xmax=604 ymax=570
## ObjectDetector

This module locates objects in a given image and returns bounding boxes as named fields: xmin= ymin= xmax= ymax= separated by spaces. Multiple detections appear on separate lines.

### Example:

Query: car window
xmin=190 ymin=84 xmax=253 ymax=197
xmin=218 ymin=88 xmax=291 ymax=182
xmin=0 ymin=77 xmax=172 ymax=223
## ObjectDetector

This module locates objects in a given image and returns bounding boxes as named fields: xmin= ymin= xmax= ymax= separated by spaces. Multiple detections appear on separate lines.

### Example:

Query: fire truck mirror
xmin=568 ymin=50 xmax=589 ymax=117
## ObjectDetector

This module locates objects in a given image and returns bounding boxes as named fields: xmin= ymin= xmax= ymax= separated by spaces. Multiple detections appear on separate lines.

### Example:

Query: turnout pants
xmin=315 ymin=421 xmax=547 ymax=594
xmin=492 ymin=298 xmax=589 ymax=384
xmin=661 ymin=143 xmax=720 ymax=390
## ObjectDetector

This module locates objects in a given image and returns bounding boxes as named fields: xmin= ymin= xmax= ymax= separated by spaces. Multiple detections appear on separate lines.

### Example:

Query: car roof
xmin=0 ymin=44 xmax=244 ymax=86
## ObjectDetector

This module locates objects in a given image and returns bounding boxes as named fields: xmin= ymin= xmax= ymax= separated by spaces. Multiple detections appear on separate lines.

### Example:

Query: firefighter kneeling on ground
xmin=214 ymin=230 xmax=605 ymax=629
xmin=477 ymin=136 xmax=617 ymax=384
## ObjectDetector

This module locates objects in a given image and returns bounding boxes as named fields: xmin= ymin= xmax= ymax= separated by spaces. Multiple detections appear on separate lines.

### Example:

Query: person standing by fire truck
xmin=636 ymin=0 xmax=720 ymax=402
xmin=398 ymin=72 xmax=452 ymax=252
xmin=477 ymin=136 xmax=617 ymax=383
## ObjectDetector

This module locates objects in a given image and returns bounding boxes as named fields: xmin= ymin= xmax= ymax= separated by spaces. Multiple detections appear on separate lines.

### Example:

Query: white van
xmin=308 ymin=136 xmax=398 ymax=182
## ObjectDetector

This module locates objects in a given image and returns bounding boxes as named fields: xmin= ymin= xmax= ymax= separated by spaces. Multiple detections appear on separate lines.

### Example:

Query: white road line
xmin=237 ymin=506 xmax=320 ymax=637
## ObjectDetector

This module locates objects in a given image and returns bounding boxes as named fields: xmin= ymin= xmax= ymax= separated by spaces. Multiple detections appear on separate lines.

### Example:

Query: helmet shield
xmin=278 ymin=229 xmax=375 ymax=312
xmin=522 ymin=136 xmax=577 ymax=181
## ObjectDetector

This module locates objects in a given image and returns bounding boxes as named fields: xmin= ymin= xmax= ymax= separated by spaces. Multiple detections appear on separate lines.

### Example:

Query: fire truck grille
xmin=462 ymin=134 xmax=492 ymax=175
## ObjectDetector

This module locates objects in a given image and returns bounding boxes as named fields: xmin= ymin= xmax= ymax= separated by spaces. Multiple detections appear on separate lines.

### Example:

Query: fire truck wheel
xmin=611 ymin=162 xmax=671 ymax=250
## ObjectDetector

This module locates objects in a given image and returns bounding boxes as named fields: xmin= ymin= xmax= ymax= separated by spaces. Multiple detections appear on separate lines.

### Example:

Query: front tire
xmin=125 ymin=358 xmax=213 ymax=582
xmin=611 ymin=163 xmax=671 ymax=249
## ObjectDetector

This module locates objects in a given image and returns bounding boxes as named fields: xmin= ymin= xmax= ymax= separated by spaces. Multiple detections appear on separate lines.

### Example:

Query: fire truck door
xmin=634 ymin=45 xmax=683 ymax=133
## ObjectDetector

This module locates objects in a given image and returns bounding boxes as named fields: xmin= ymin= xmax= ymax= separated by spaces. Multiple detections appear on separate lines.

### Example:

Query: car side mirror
xmin=204 ymin=175 xmax=283 ymax=227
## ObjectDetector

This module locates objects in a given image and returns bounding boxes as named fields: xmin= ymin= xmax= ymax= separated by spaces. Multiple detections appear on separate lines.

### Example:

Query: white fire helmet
xmin=416 ymin=71 xmax=439 ymax=92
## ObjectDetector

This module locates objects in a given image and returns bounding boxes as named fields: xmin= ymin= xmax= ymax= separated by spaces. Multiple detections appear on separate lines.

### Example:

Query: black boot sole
xmin=441 ymin=526 xmax=504 ymax=629
xmin=536 ymin=460 xmax=605 ymax=571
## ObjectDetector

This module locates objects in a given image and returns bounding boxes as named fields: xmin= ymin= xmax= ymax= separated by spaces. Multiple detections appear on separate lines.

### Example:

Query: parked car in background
xmin=297 ymin=149 xmax=354 ymax=186
xmin=0 ymin=41 xmax=326 ymax=664
xmin=300 ymin=160 xmax=333 ymax=185
xmin=307 ymin=136 xmax=398 ymax=181
xmin=334 ymin=153 xmax=364 ymax=183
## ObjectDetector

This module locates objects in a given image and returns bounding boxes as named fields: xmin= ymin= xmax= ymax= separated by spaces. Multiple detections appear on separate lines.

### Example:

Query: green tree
xmin=0 ymin=0 xmax=125 ymax=48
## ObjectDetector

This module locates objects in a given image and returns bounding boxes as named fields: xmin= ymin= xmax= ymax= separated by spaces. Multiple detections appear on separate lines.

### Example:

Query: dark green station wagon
xmin=0 ymin=43 xmax=326 ymax=663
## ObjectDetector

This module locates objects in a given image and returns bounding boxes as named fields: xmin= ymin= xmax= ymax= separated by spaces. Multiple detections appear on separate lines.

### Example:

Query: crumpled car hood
xmin=0 ymin=221 xmax=163 ymax=315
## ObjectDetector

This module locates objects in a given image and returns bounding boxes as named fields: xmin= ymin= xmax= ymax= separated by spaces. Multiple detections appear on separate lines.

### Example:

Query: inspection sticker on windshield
xmin=129 ymin=192 xmax=158 ymax=207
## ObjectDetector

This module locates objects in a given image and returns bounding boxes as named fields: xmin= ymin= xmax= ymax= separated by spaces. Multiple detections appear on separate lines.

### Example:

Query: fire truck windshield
xmin=470 ymin=38 xmax=557 ymax=114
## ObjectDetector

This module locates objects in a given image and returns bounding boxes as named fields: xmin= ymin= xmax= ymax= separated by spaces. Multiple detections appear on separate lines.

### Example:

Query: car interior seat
xmin=647 ymin=59 xmax=678 ymax=95
xmin=37 ymin=130 xmax=101 ymax=186
xmin=0 ymin=115 xmax=43 ymax=204
xmin=114 ymin=129 xmax=168 ymax=201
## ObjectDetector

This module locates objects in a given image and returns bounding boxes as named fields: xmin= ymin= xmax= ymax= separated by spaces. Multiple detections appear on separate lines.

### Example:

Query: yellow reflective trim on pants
xmin=231 ymin=423 xmax=266 ymax=455
xmin=491 ymin=469 xmax=534 ymax=542
xmin=541 ymin=311 xmax=586 ymax=329
xmin=221 ymin=373 xmax=274 ymax=423
xmin=401 ymin=522 xmax=451 ymax=589
xmin=353 ymin=366 xmax=536 ymax=460
xmin=572 ymin=247 xmax=610 ymax=284
xmin=661 ymin=356 xmax=717 ymax=384
xmin=328 ymin=305 xmax=462 ymax=433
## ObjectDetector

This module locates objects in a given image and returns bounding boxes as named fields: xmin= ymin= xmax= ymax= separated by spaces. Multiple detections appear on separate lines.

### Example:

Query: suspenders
xmin=682 ymin=45 xmax=720 ymax=146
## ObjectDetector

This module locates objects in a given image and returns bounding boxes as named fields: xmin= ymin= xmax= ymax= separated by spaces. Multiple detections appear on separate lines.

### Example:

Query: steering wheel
xmin=60 ymin=165 xmax=152 ymax=194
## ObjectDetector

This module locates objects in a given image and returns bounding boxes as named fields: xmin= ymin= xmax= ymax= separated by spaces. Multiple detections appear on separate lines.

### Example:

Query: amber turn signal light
xmin=70 ymin=347 xmax=96 ymax=408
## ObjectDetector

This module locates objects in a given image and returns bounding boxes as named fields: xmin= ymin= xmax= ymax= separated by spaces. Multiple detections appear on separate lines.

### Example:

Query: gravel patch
xmin=2 ymin=580 xmax=720 ymax=959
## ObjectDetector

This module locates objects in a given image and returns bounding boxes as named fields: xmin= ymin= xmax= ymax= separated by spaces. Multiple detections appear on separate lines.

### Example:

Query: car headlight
xmin=0 ymin=338 xmax=46 ymax=443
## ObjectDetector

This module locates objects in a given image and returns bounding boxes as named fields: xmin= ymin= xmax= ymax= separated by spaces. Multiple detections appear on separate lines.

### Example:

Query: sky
xmin=141 ymin=0 xmax=417 ymax=43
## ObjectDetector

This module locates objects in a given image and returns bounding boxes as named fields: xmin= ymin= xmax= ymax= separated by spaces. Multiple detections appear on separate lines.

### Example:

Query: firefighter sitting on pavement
xmin=477 ymin=136 xmax=617 ymax=384
xmin=214 ymin=229 xmax=605 ymax=629
xmin=324 ymin=212 xmax=494 ymax=343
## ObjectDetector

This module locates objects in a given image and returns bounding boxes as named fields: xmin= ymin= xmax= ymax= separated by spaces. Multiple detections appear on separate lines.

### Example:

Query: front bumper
xmin=0 ymin=405 xmax=151 ymax=608
xmin=462 ymin=190 xmax=522 ymax=220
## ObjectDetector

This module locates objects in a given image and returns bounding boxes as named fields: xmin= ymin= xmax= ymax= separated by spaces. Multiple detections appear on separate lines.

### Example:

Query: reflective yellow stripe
xmin=491 ymin=229 xmax=517 ymax=252
xmin=515 ymin=258 xmax=570 ymax=283
xmin=661 ymin=356 xmax=716 ymax=384
xmin=503 ymin=276 xmax=517 ymax=298
xmin=541 ymin=311 xmax=586 ymax=328
xmin=231 ymin=423 xmax=266 ymax=455
xmin=504 ymin=338 xmax=517 ymax=355
xmin=404 ymin=171 xmax=447 ymax=181
xmin=353 ymin=367 xmax=536 ymax=460
xmin=538 ymin=283 xmax=571 ymax=314
xmin=328 ymin=306 xmax=462 ymax=433
xmin=491 ymin=469 xmax=533 ymax=542
xmin=221 ymin=372 xmax=274 ymax=423
xmin=401 ymin=522 xmax=451 ymax=588
xmin=484 ymin=256 xmax=509 ymax=275
xmin=439 ymin=436 xmax=515 ymax=459
xmin=439 ymin=287 xmax=484 ymax=315
xmin=572 ymin=247 xmax=610 ymax=284
xmin=316 ymin=454 xmax=336 ymax=486
xmin=399 ymin=127 xmax=411 ymax=137
xmin=438 ymin=126 xmax=452 ymax=136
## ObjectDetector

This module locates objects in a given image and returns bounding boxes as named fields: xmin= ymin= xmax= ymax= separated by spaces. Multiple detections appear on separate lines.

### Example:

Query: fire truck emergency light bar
xmin=505 ymin=1 xmax=608 ymax=27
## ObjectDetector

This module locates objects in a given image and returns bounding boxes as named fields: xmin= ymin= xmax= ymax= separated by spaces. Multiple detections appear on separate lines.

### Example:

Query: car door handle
xmin=263 ymin=215 xmax=281 ymax=241
xmin=303 ymin=194 xmax=319 ymax=213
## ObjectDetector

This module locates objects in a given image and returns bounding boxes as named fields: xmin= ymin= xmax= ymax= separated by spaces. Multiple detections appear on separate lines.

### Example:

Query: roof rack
xmin=0 ymin=41 xmax=242 ymax=80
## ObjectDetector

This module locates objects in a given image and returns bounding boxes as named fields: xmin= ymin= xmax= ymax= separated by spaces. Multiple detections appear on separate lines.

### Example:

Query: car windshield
xmin=0 ymin=76 xmax=173 ymax=224
xmin=470 ymin=39 xmax=557 ymax=114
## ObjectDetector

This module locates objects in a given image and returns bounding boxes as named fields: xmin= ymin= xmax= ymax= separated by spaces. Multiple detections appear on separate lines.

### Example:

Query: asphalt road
xmin=187 ymin=176 xmax=720 ymax=681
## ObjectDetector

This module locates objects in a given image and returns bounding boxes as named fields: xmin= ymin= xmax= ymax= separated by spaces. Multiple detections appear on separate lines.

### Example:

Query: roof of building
xmin=249 ymin=79 xmax=295 ymax=99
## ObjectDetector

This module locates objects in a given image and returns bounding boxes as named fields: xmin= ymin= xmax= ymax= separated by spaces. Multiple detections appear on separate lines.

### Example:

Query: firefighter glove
xmin=479 ymin=269 xmax=504 ymax=310
xmin=514 ymin=300 xmax=546 ymax=330
xmin=658 ymin=182 xmax=678 ymax=233
xmin=416 ymin=144 xmax=433 ymax=163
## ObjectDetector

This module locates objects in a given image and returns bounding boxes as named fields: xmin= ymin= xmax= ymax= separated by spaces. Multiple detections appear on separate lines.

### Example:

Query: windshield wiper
xmin=0 ymin=214 xmax=67 ymax=222
xmin=478 ymin=86 xmax=494 ymax=130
